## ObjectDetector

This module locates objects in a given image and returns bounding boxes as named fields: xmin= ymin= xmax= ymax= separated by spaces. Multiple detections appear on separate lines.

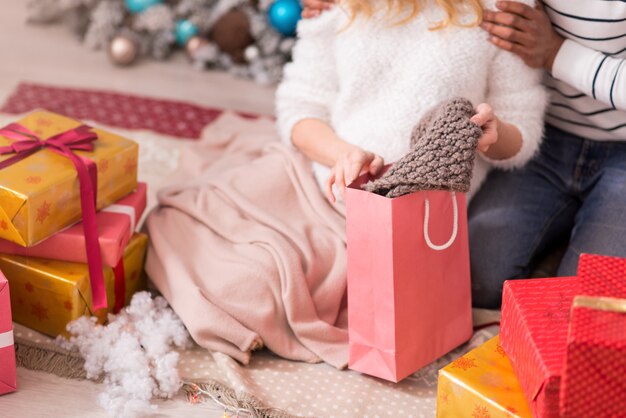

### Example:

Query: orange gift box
xmin=0 ymin=233 xmax=147 ymax=337
xmin=0 ymin=109 xmax=138 ymax=247
xmin=437 ymin=336 xmax=532 ymax=418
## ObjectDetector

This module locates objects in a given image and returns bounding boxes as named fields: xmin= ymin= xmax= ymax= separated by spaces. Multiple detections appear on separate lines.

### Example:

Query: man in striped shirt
xmin=302 ymin=0 xmax=626 ymax=308
xmin=469 ymin=1 xmax=626 ymax=308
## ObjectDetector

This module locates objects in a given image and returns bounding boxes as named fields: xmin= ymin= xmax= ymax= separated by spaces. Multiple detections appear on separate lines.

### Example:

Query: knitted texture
xmin=363 ymin=98 xmax=482 ymax=197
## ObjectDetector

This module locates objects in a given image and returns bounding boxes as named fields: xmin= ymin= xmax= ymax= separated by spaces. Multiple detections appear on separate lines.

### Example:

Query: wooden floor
xmin=0 ymin=2 xmax=275 ymax=417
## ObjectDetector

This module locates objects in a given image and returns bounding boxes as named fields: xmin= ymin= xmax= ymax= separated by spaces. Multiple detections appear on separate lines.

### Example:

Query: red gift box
xmin=0 ymin=272 xmax=16 ymax=395
xmin=0 ymin=183 xmax=147 ymax=267
xmin=560 ymin=254 xmax=626 ymax=418
xmin=500 ymin=277 xmax=578 ymax=418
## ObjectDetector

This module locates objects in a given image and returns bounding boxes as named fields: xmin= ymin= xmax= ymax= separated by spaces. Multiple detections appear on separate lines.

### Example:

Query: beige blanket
xmin=145 ymin=112 xmax=349 ymax=368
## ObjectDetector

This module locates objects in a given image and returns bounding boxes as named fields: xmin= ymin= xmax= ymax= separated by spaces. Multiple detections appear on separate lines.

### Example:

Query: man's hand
xmin=481 ymin=1 xmax=565 ymax=71
xmin=301 ymin=0 xmax=335 ymax=19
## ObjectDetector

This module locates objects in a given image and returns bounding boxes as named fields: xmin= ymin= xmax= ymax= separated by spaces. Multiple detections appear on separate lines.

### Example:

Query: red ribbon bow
xmin=0 ymin=122 xmax=109 ymax=311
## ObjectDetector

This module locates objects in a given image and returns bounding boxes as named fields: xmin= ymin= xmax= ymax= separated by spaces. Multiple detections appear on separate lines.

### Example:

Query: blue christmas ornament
xmin=175 ymin=20 xmax=199 ymax=46
xmin=268 ymin=0 xmax=302 ymax=37
xmin=124 ymin=0 xmax=163 ymax=14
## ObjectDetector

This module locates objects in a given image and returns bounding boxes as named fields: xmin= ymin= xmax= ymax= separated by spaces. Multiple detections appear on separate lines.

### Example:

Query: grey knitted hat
xmin=363 ymin=97 xmax=482 ymax=198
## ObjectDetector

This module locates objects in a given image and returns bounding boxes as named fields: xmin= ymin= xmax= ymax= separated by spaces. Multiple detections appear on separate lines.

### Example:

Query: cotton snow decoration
xmin=58 ymin=291 xmax=191 ymax=418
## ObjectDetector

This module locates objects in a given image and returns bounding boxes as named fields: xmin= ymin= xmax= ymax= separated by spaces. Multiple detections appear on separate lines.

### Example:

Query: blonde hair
xmin=343 ymin=0 xmax=484 ymax=29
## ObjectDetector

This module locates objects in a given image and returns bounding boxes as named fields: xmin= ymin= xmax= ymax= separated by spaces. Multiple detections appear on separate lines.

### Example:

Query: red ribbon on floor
xmin=0 ymin=122 xmax=108 ymax=310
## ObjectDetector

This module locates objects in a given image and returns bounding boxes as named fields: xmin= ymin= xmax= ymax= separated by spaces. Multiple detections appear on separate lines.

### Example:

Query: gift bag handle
xmin=424 ymin=192 xmax=458 ymax=251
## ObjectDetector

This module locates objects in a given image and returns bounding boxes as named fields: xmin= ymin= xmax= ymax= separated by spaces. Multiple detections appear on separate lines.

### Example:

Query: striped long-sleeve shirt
xmin=546 ymin=0 xmax=626 ymax=140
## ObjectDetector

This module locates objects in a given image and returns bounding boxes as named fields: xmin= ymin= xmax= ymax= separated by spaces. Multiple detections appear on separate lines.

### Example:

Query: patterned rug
xmin=2 ymin=82 xmax=500 ymax=418
xmin=1 ymin=82 xmax=262 ymax=140
xmin=14 ymin=322 xmax=499 ymax=418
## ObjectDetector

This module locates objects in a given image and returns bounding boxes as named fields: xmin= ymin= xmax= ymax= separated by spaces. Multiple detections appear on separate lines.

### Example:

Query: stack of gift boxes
xmin=0 ymin=110 xmax=150 ymax=396
xmin=437 ymin=253 xmax=626 ymax=417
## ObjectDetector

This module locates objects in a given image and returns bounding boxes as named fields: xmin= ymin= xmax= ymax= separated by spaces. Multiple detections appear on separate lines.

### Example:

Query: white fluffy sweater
xmin=275 ymin=0 xmax=548 ymax=197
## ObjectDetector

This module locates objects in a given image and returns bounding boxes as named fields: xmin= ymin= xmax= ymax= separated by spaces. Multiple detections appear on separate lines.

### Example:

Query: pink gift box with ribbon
xmin=0 ymin=183 xmax=146 ymax=267
xmin=0 ymin=272 xmax=16 ymax=395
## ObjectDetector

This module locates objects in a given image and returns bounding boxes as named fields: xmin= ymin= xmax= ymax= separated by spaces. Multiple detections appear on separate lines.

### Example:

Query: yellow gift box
xmin=0 ymin=109 xmax=138 ymax=246
xmin=437 ymin=336 xmax=532 ymax=418
xmin=0 ymin=233 xmax=147 ymax=337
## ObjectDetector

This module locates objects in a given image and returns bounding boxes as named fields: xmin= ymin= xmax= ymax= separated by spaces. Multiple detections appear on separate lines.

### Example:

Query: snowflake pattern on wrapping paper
xmin=506 ymin=406 xmax=518 ymax=414
xmin=99 ymin=158 xmax=109 ymax=173
xmin=124 ymin=158 xmax=137 ymax=175
xmin=35 ymin=118 xmax=53 ymax=127
xmin=0 ymin=220 xmax=7 ymax=230
xmin=451 ymin=356 xmax=477 ymax=371
xmin=24 ymin=282 xmax=34 ymax=293
xmin=36 ymin=200 xmax=51 ymax=224
xmin=495 ymin=343 xmax=506 ymax=358
xmin=472 ymin=405 xmax=491 ymax=418
xmin=31 ymin=301 xmax=49 ymax=321
xmin=64 ymin=300 xmax=73 ymax=311
xmin=26 ymin=176 xmax=42 ymax=184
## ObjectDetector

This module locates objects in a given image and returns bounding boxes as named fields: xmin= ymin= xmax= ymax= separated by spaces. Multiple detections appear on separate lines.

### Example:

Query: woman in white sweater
xmin=276 ymin=0 xmax=547 ymax=201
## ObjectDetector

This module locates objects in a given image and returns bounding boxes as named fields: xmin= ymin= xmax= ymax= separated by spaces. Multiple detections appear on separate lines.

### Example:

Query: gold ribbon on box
xmin=573 ymin=296 xmax=626 ymax=313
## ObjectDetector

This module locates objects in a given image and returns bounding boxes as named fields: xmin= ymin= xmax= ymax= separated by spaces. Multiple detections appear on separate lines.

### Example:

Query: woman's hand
xmin=325 ymin=146 xmax=384 ymax=203
xmin=301 ymin=0 xmax=335 ymax=18
xmin=471 ymin=103 xmax=498 ymax=154
xmin=290 ymin=119 xmax=383 ymax=202
xmin=481 ymin=1 xmax=564 ymax=71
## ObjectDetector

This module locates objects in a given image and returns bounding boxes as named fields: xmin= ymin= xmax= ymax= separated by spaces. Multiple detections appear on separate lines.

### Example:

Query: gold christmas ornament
xmin=108 ymin=35 xmax=139 ymax=66
xmin=185 ymin=36 xmax=208 ymax=60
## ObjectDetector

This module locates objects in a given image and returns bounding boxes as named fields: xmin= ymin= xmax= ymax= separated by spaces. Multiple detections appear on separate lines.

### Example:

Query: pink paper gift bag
xmin=0 ymin=183 xmax=147 ymax=267
xmin=346 ymin=172 xmax=473 ymax=382
xmin=0 ymin=272 xmax=16 ymax=395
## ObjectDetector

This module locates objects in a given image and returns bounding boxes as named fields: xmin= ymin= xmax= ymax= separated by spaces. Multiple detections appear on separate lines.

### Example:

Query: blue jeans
xmin=468 ymin=125 xmax=626 ymax=309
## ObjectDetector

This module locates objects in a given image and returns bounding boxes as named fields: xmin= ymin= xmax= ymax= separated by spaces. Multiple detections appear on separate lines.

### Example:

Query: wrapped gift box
xmin=561 ymin=254 xmax=626 ymax=417
xmin=0 ymin=109 xmax=138 ymax=247
xmin=499 ymin=277 xmax=578 ymax=418
xmin=0 ymin=233 xmax=147 ymax=337
xmin=0 ymin=182 xmax=147 ymax=266
xmin=437 ymin=336 xmax=532 ymax=418
xmin=0 ymin=272 xmax=16 ymax=395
